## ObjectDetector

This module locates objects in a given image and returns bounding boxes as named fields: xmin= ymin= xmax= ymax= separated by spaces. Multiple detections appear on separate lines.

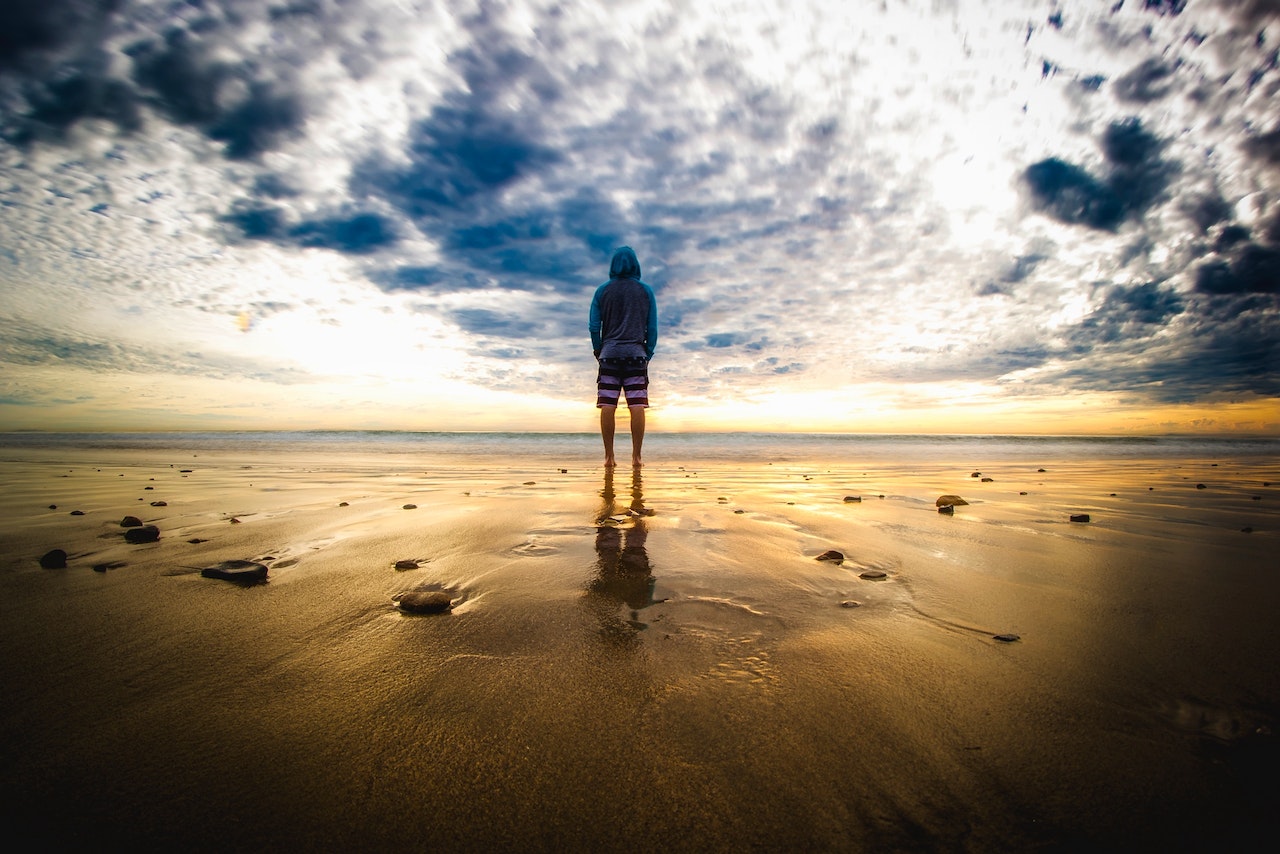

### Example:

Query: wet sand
xmin=2 ymin=444 xmax=1279 ymax=851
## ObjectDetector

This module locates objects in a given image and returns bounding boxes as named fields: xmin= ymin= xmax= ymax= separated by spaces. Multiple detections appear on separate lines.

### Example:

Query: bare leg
xmin=629 ymin=405 xmax=646 ymax=467
xmin=600 ymin=406 xmax=617 ymax=467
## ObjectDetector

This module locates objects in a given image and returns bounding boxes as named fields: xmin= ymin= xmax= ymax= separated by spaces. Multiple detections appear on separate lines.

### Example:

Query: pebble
xmin=39 ymin=549 xmax=68 ymax=569
xmin=843 ymin=495 xmax=861 ymax=503
xmin=938 ymin=504 xmax=955 ymax=515
xmin=402 ymin=504 xmax=417 ymax=510
xmin=859 ymin=569 xmax=887 ymax=579
xmin=1196 ymin=483 xmax=1207 ymax=490
xmin=815 ymin=549 xmax=845 ymax=563
xmin=971 ymin=472 xmax=981 ymax=478
xmin=150 ymin=501 xmax=167 ymax=507
xmin=125 ymin=525 xmax=161 ymax=544
xmin=935 ymin=495 xmax=968 ymax=507
xmin=981 ymin=477 xmax=994 ymax=483
xmin=993 ymin=633 xmax=1020 ymax=643
xmin=47 ymin=504 xmax=57 ymax=510
xmin=1070 ymin=514 xmax=1090 ymax=523
xmin=398 ymin=591 xmax=453 ymax=614
xmin=70 ymin=510 xmax=85 ymax=515
xmin=840 ymin=600 xmax=861 ymax=608
xmin=394 ymin=559 xmax=420 ymax=570
xmin=120 ymin=515 xmax=143 ymax=527
xmin=200 ymin=560 xmax=268 ymax=583
xmin=338 ymin=502 xmax=349 ymax=506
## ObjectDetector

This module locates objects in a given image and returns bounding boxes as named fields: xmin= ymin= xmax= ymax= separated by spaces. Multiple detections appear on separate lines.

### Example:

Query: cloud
xmin=1022 ymin=117 xmax=1174 ymax=231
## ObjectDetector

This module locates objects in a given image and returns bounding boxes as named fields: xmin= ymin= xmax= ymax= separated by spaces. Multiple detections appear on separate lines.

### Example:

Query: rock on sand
xmin=815 ymin=549 xmax=845 ymax=563
xmin=124 ymin=525 xmax=160 ymax=543
xmin=398 ymin=591 xmax=453 ymax=614
xmin=200 ymin=559 xmax=268 ymax=583
xmin=39 ymin=549 xmax=68 ymax=569
xmin=936 ymin=495 xmax=969 ymax=507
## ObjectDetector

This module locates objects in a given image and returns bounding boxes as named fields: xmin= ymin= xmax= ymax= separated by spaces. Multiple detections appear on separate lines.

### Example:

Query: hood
xmin=609 ymin=246 xmax=641 ymax=280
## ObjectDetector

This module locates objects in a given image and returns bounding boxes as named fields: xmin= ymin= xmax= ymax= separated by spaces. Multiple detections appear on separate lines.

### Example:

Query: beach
xmin=1 ymin=432 xmax=1278 ymax=852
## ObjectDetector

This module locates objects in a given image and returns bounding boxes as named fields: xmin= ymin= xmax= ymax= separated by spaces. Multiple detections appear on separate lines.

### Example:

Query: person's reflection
xmin=588 ymin=467 xmax=656 ymax=644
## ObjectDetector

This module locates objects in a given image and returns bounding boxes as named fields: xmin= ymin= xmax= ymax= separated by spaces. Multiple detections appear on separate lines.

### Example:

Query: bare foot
xmin=603 ymin=457 xmax=617 ymax=468
xmin=632 ymin=458 xmax=643 ymax=468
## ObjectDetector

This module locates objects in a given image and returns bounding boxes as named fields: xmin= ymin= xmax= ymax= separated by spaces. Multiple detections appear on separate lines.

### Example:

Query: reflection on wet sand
xmin=587 ymin=468 xmax=657 ymax=643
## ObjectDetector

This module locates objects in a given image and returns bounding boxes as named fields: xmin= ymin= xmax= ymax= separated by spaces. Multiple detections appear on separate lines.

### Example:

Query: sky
xmin=1 ymin=0 xmax=1278 ymax=435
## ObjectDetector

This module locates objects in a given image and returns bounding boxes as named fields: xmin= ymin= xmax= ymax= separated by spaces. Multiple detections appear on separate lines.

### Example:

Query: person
xmin=589 ymin=246 xmax=657 ymax=468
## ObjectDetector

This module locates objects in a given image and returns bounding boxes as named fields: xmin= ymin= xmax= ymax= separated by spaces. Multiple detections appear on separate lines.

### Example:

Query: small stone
xmin=843 ymin=495 xmax=861 ymax=503
xmin=971 ymin=472 xmax=981 ymax=478
xmin=993 ymin=633 xmax=1020 ymax=643
xmin=938 ymin=504 xmax=955 ymax=515
xmin=200 ymin=560 xmax=268 ymax=583
xmin=339 ymin=501 xmax=349 ymax=506
xmin=981 ymin=477 xmax=994 ymax=483
xmin=394 ymin=559 xmax=420 ymax=570
xmin=230 ymin=517 xmax=241 ymax=524
xmin=935 ymin=495 xmax=968 ymax=507
xmin=1196 ymin=483 xmax=1207 ymax=490
xmin=120 ymin=515 xmax=143 ymax=528
xmin=1241 ymin=527 xmax=1254 ymax=534
xmin=398 ymin=591 xmax=453 ymax=614
xmin=124 ymin=525 xmax=160 ymax=544
xmin=150 ymin=501 xmax=167 ymax=507
xmin=733 ymin=509 xmax=745 ymax=514
xmin=860 ymin=569 xmax=887 ymax=579
xmin=840 ymin=600 xmax=861 ymax=608
xmin=47 ymin=504 xmax=57 ymax=510
xmin=70 ymin=510 xmax=85 ymax=515
xmin=559 ymin=469 xmax=568 ymax=473
xmin=1019 ymin=491 xmax=1028 ymax=496
xmin=1070 ymin=514 xmax=1090 ymax=523
xmin=815 ymin=550 xmax=845 ymax=563
xmin=188 ymin=538 xmax=207 ymax=544
xmin=39 ymin=549 xmax=68 ymax=569
xmin=1038 ymin=468 xmax=1047 ymax=473
xmin=144 ymin=486 xmax=154 ymax=490
xmin=523 ymin=481 xmax=536 ymax=485
xmin=180 ymin=469 xmax=192 ymax=473
xmin=402 ymin=504 xmax=417 ymax=510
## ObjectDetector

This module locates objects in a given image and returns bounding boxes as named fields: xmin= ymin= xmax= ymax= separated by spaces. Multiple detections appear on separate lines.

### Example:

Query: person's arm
xmin=588 ymin=285 xmax=604 ymax=356
xmin=644 ymin=283 xmax=658 ymax=360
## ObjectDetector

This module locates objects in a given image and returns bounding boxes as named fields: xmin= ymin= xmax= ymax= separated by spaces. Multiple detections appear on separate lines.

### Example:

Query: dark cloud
xmin=1113 ymin=58 xmax=1178 ymax=103
xmin=0 ymin=0 xmax=121 ymax=72
xmin=288 ymin=212 xmax=397 ymax=254
xmin=1195 ymin=243 xmax=1280 ymax=294
xmin=223 ymin=204 xmax=397 ymax=254
xmin=1180 ymin=192 xmax=1233 ymax=233
xmin=129 ymin=29 xmax=308 ymax=160
xmin=1071 ymin=282 xmax=1185 ymax=346
xmin=2 ymin=60 xmax=141 ymax=145
xmin=1023 ymin=118 xmax=1173 ymax=230
xmin=1242 ymin=125 xmax=1280 ymax=165
xmin=1023 ymin=158 xmax=1125 ymax=229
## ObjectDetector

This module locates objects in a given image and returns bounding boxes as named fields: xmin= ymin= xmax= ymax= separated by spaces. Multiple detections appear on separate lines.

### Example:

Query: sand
xmin=2 ymin=442 xmax=1278 ymax=852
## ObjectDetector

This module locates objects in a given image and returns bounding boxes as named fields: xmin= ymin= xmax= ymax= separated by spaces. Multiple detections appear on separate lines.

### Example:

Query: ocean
xmin=2 ymin=430 xmax=1277 ymax=464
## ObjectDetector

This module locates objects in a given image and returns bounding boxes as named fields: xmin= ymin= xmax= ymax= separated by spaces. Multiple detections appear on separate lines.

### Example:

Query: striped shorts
xmin=596 ymin=358 xmax=649 ymax=408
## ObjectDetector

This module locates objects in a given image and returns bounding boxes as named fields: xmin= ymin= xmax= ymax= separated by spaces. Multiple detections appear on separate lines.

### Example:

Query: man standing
xmin=589 ymin=246 xmax=657 ymax=468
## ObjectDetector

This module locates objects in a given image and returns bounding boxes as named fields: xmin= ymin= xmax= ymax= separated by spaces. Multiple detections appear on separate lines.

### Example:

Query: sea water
xmin=2 ymin=430 xmax=1276 ymax=464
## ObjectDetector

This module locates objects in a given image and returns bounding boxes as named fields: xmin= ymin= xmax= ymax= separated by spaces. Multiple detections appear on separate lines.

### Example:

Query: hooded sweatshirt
xmin=589 ymin=246 xmax=658 ymax=361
